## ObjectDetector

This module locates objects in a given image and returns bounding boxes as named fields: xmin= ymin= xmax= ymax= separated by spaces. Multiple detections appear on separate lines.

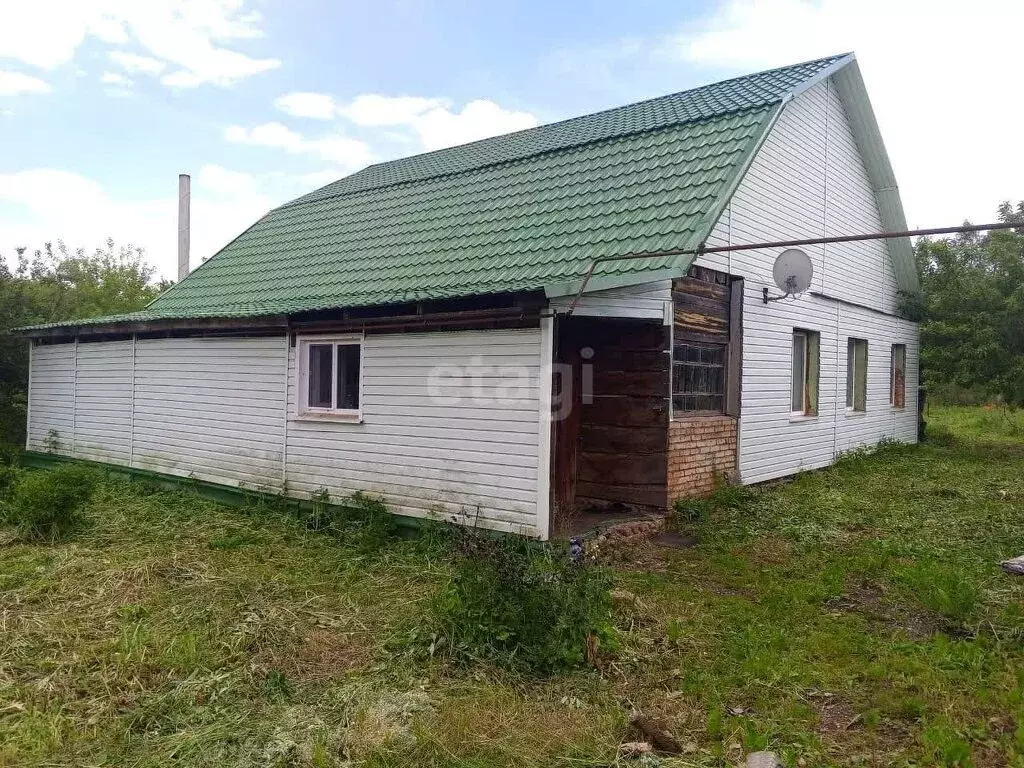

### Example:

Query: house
xmin=18 ymin=53 xmax=920 ymax=539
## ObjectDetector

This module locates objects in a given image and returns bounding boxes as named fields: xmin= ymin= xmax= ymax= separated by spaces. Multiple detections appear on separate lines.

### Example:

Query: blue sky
xmin=1 ymin=0 xmax=1021 ymax=279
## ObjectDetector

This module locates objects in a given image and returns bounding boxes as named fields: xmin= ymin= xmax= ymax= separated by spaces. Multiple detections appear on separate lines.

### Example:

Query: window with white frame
xmin=846 ymin=338 xmax=868 ymax=412
xmin=297 ymin=335 xmax=363 ymax=418
xmin=791 ymin=329 xmax=820 ymax=416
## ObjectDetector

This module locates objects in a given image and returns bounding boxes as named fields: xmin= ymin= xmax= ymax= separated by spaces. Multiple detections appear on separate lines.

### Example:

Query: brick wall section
xmin=667 ymin=415 xmax=738 ymax=503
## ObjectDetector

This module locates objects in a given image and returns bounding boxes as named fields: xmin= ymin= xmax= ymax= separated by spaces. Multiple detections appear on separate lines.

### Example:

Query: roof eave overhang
xmin=15 ymin=314 xmax=290 ymax=340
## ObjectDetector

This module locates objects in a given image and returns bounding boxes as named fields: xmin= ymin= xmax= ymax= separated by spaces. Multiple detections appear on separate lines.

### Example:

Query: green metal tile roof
xmin=25 ymin=54 xmax=854 ymax=332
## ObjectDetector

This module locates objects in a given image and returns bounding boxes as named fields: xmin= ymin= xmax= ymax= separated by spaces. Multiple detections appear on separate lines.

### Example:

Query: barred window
xmin=672 ymin=341 xmax=727 ymax=413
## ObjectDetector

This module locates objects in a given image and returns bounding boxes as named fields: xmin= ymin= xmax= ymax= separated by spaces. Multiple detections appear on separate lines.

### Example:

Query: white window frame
xmin=846 ymin=337 xmax=868 ymax=414
xmin=791 ymin=330 xmax=808 ymax=417
xmin=296 ymin=333 xmax=364 ymax=422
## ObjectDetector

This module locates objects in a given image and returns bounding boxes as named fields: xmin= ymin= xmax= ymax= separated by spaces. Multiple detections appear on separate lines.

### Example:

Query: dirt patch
xmin=344 ymin=689 xmax=434 ymax=757
xmin=810 ymin=692 xmax=863 ymax=734
xmin=825 ymin=581 xmax=938 ymax=640
xmin=256 ymin=626 xmax=374 ymax=682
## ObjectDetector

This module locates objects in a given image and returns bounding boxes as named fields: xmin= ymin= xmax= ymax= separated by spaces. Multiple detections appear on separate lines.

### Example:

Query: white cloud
xmin=197 ymin=164 xmax=260 ymax=197
xmin=0 ymin=70 xmax=50 ymax=96
xmin=275 ymin=92 xmax=338 ymax=120
xmin=108 ymin=51 xmax=165 ymax=75
xmin=412 ymin=100 xmax=537 ymax=150
xmin=335 ymin=93 xmax=538 ymax=151
xmin=224 ymin=122 xmax=376 ymax=172
xmin=100 ymin=71 xmax=131 ymax=86
xmin=0 ymin=166 xmax=324 ymax=279
xmin=339 ymin=94 xmax=448 ymax=126
xmin=225 ymin=121 xmax=305 ymax=151
xmin=0 ymin=1 xmax=279 ymax=88
xmin=656 ymin=0 xmax=1024 ymax=227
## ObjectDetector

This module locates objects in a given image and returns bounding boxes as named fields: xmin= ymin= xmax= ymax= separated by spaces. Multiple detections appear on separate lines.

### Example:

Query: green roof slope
xmin=36 ymin=55 xmax=854 ymax=329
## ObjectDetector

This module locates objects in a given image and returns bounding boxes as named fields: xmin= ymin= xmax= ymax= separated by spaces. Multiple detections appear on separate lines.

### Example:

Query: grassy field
xmin=1 ymin=405 xmax=1023 ymax=767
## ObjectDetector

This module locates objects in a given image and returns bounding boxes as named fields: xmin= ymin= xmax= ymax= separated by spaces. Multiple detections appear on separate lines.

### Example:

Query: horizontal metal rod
xmin=565 ymin=220 xmax=1020 ymax=315
xmin=694 ymin=220 xmax=1021 ymax=255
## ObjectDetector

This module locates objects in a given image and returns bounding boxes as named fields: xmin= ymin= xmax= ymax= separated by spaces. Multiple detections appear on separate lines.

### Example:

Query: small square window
xmin=846 ymin=338 xmax=868 ymax=412
xmin=298 ymin=335 xmax=363 ymax=419
xmin=791 ymin=329 xmax=820 ymax=416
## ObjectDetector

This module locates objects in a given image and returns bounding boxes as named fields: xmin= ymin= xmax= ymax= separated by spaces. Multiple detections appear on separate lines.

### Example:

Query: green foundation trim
xmin=19 ymin=450 xmax=428 ymax=534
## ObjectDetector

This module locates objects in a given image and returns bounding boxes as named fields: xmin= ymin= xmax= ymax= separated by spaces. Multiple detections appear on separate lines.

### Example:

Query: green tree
xmin=914 ymin=202 xmax=1024 ymax=405
xmin=0 ymin=240 xmax=168 ymax=447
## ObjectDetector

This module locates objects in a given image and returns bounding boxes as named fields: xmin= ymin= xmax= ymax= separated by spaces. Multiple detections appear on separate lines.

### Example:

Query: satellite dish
xmin=765 ymin=248 xmax=813 ymax=303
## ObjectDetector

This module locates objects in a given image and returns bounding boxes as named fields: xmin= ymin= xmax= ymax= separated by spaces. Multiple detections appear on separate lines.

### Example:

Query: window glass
xmin=791 ymin=332 xmax=807 ymax=413
xmin=891 ymin=344 xmax=906 ymax=407
xmin=847 ymin=338 xmax=868 ymax=411
xmin=336 ymin=344 xmax=361 ymax=410
xmin=308 ymin=343 xmax=333 ymax=409
xmin=672 ymin=341 xmax=726 ymax=413
xmin=791 ymin=329 xmax=820 ymax=415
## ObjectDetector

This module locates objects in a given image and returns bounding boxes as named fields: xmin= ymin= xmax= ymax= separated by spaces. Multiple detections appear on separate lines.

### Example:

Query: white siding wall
xmin=700 ymin=77 xmax=899 ymax=315
xmin=74 ymin=340 xmax=133 ymax=466
xmin=696 ymin=75 xmax=919 ymax=484
xmin=26 ymin=343 xmax=75 ymax=454
xmin=285 ymin=328 xmax=542 ymax=536
xmin=738 ymin=290 xmax=919 ymax=484
xmin=549 ymin=280 xmax=672 ymax=321
xmin=26 ymin=327 xmax=545 ymax=537
xmin=131 ymin=337 xmax=287 ymax=490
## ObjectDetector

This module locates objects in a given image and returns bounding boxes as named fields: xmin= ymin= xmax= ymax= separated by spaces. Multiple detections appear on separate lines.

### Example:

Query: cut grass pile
xmin=2 ymin=405 xmax=1024 ymax=766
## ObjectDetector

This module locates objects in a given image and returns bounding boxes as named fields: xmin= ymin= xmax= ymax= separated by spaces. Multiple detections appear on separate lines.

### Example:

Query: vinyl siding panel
xmin=25 ymin=329 xmax=543 ymax=534
xmin=26 ymin=343 xmax=75 ymax=454
xmin=833 ymin=308 xmax=920 ymax=451
xmin=285 ymin=328 xmax=543 ymax=536
xmin=737 ymin=292 xmax=919 ymax=484
xmin=549 ymin=280 xmax=672 ymax=321
xmin=694 ymin=76 xmax=919 ymax=485
xmin=699 ymin=76 xmax=899 ymax=312
xmin=129 ymin=337 xmax=286 ymax=490
xmin=74 ymin=340 xmax=133 ymax=465
xmin=821 ymin=84 xmax=899 ymax=313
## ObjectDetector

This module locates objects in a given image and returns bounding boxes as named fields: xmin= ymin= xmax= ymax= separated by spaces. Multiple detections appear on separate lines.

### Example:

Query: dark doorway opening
xmin=551 ymin=316 xmax=670 ymax=536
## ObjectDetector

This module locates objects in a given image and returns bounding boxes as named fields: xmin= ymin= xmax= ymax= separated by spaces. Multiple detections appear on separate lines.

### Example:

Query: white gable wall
xmin=25 ymin=327 xmax=546 ymax=537
xmin=696 ymin=75 xmax=919 ymax=484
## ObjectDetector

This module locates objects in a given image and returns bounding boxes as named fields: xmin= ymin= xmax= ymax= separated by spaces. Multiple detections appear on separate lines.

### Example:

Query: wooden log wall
xmin=553 ymin=317 xmax=670 ymax=522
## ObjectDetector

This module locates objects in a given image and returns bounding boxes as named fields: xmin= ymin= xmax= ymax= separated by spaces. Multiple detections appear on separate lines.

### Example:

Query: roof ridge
xmin=349 ymin=52 xmax=851 ymax=181
xmin=280 ymin=52 xmax=851 ymax=211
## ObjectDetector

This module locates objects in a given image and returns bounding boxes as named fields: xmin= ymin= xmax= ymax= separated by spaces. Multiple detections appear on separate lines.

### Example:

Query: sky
xmin=0 ymin=0 xmax=1021 ymax=281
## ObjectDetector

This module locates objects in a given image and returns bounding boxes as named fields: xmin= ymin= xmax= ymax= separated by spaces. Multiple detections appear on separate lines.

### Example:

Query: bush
xmin=305 ymin=488 xmax=398 ymax=551
xmin=2 ymin=464 xmax=100 ymax=541
xmin=672 ymin=481 xmax=752 ymax=526
xmin=0 ymin=464 xmax=21 ymax=498
xmin=432 ymin=529 xmax=615 ymax=672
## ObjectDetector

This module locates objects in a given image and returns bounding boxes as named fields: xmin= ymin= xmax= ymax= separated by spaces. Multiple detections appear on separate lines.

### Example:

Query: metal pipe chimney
xmin=177 ymin=173 xmax=190 ymax=282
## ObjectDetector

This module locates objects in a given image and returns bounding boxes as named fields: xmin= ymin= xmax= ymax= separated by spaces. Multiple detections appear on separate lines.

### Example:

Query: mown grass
xmin=2 ymin=405 xmax=1024 ymax=767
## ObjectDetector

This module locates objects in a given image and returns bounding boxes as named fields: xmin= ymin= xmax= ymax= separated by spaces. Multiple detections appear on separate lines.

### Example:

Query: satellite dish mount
xmin=763 ymin=248 xmax=813 ymax=304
